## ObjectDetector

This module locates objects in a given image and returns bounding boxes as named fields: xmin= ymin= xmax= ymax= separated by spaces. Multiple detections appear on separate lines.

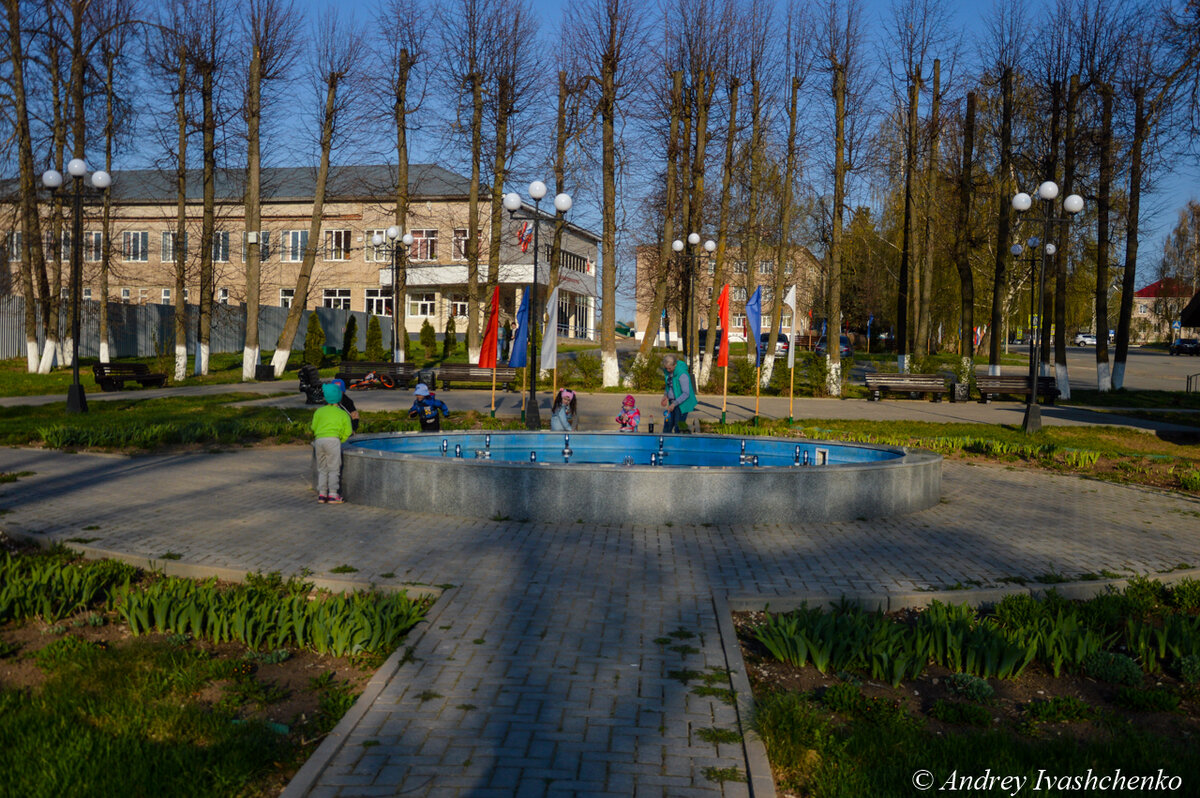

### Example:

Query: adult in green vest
xmin=660 ymin=354 xmax=697 ymax=433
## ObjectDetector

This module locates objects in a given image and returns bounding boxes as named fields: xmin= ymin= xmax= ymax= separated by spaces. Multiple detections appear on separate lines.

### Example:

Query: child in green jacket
xmin=311 ymin=382 xmax=354 ymax=503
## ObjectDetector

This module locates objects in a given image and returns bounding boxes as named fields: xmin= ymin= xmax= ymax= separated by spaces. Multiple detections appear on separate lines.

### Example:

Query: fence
xmin=0 ymin=295 xmax=389 ymax=361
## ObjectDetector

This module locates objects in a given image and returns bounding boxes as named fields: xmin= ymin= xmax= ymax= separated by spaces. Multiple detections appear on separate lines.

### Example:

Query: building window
xmin=83 ymin=287 xmax=92 ymax=300
xmin=241 ymin=231 xmax=270 ymax=260
xmin=83 ymin=232 xmax=103 ymax=262
xmin=280 ymin=288 xmax=294 ymax=308
xmin=732 ymin=261 xmax=748 ymax=274
xmin=449 ymin=294 xmax=468 ymax=317
xmin=707 ymin=262 xmax=715 ymax=275
xmin=5 ymin=232 xmax=21 ymax=262
xmin=762 ymin=286 xmax=774 ymax=302
xmin=120 ymin=287 xmax=131 ymax=302
xmin=365 ymin=289 xmax=391 ymax=316
xmin=781 ymin=313 xmax=792 ymax=328
xmin=732 ymin=313 xmax=746 ymax=330
xmin=282 ymin=230 xmax=308 ymax=262
xmin=218 ymin=287 xmax=230 ymax=304
xmin=183 ymin=288 xmax=190 ymax=302
xmin=410 ymin=229 xmax=437 ymax=261
xmin=364 ymin=229 xmax=388 ymax=262
xmin=46 ymin=232 xmax=70 ymax=260
xmin=408 ymin=292 xmax=435 ymax=317
xmin=452 ymin=228 xmax=469 ymax=260
xmin=139 ymin=288 xmax=149 ymax=303
xmin=560 ymin=251 xmax=588 ymax=273
xmin=707 ymin=287 xmax=713 ymax=299
xmin=784 ymin=262 xmax=794 ymax=275
xmin=212 ymin=231 xmax=230 ymax=263
xmin=324 ymin=229 xmax=351 ymax=260
xmin=161 ymin=288 xmax=172 ymax=304
xmin=731 ymin=286 xmax=747 ymax=302
xmin=323 ymin=288 xmax=351 ymax=310
xmin=759 ymin=260 xmax=774 ymax=275
xmin=162 ymin=231 xmax=188 ymax=263
xmin=122 ymin=231 xmax=149 ymax=261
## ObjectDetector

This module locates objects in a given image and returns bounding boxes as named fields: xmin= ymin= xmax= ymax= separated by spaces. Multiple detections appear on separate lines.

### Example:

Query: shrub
xmin=365 ymin=315 xmax=385 ymax=361
xmin=625 ymin=353 xmax=663 ymax=391
xmin=1123 ymin=576 xmax=1168 ymax=616
xmin=442 ymin=315 xmax=457 ymax=359
xmin=566 ymin=352 xmax=603 ymax=389
xmin=1177 ymin=654 xmax=1200 ymax=683
xmin=420 ymin=319 xmax=437 ymax=359
xmin=1115 ymin=687 xmax=1180 ymax=712
xmin=1083 ymin=650 xmax=1142 ymax=686
xmin=303 ymin=313 xmax=325 ymax=367
xmin=341 ymin=315 xmax=359 ymax=362
xmin=1179 ymin=470 xmax=1200 ymax=492
xmin=820 ymin=683 xmax=864 ymax=713
xmin=1024 ymin=696 xmax=1094 ymax=722
xmin=801 ymin=352 xmax=831 ymax=397
xmin=992 ymin=594 xmax=1046 ymax=631
xmin=1168 ymin=578 xmax=1200 ymax=611
xmin=945 ymin=673 xmax=995 ymax=702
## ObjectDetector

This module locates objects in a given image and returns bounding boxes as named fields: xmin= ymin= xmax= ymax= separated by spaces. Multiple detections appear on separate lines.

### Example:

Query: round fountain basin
xmin=335 ymin=431 xmax=941 ymax=525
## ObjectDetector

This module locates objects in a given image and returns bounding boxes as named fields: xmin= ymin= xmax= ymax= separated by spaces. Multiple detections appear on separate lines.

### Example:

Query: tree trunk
xmin=763 ymin=76 xmax=800 ymax=386
xmin=485 ymin=77 xmax=512 ymax=328
xmin=1095 ymin=84 xmax=1113 ymax=391
xmin=827 ymin=64 xmax=846 ymax=396
xmin=897 ymin=77 xmax=918 ymax=368
xmin=1039 ymin=79 xmax=1062 ymax=381
xmin=638 ymin=70 xmax=683 ymax=357
xmin=243 ymin=43 xmax=263 ymax=380
xmin=917 ymin=60 xmax=940 ymax=356
xmin=955 ymin=91 xmax=976 ymax=378
xmin=1053 ymin=75 xmax=1078 ymax=399
xmin=1113 ymin=86 xmax=1146 ymax=390
xmin=466 ymin=73 xmax=483 ymax=362
xmin=599 ymin=16 xmax=621 ymax=386
xmin=393 ymin=48 xmax=413 ymax=363
xmin=742 ymin=76 xmax=763 ymax=361
xmin=549 ymin=71 xmax=568 ymax=305
xmin=39 ymin=1 xmax=67 ymax=373
xmin=4 ymin=0 xmax=47 ymax=371
xmin=196 ymin=63 xmax=216 ymax=376
xmin=272 ymin=72 xmax=340 ymax=374
xmin=987 ymin=66 xmax=1014 ymax=376
xmin=699 ymin=77 xmax=738 ymax=386
xmin=100 ymin=47 xmax=116 ymax=364
xmin=173 ymin=45 xmax=189 ymax=382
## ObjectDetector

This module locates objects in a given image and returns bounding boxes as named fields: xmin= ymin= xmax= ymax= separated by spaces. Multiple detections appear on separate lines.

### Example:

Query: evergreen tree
xmin=303 ymin=312 xmax=326 ymax=366
xmin=420 ymin=319 xmax=437 ymax=359
xmin=341 ymin=315 xmax=359 ymax=361
xmin=442 ymin=314 xmax=457 ymax=359
xmin=365 ymin=315 xmax=385 ymax=361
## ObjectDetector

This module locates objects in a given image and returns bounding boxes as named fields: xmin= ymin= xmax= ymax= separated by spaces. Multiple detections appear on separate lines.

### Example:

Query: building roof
xmin=1134 ymin=278 xmax=1194 ymax=298
xmin=103 ymin=164 xmax=472 ymax=203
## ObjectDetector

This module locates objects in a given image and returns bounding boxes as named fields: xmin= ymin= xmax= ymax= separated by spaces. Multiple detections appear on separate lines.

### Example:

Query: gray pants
xmin=313 ymin=437 xmax=342 ymax=496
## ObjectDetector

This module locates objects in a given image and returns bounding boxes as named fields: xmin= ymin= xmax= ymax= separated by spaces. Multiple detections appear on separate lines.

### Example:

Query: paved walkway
xmin=3 ymin=439 xmax=1200 ymax=796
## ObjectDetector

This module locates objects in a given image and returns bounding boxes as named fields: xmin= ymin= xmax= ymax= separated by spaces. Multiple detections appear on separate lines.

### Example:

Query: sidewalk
xmin=3 ymin=428 xmax=1200 ymax=794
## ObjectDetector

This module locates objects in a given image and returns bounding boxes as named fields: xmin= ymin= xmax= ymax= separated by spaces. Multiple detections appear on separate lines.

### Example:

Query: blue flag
xmin=508 ymin=289 xmax=529 ymax=368
xmin=745 ymin=286 xmax=763 ymax=367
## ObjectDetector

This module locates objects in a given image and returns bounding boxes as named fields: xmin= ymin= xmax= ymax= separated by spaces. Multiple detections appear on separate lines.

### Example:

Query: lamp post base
xmin=1021 ymin=401 xmax=1041 ymax=434
xmin=66 ymin=383 xmax=88 ymax=414
xmin=526 ymin=405 xmax=541 ymax=430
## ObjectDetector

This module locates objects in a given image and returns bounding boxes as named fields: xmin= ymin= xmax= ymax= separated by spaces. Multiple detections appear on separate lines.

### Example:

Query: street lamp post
xmin=1011 ymin=181 xmax=1084 ymax=434
xmin=371 ymin=226 xmax=414 ymax=363
xmin=503 ymin=182 xmax=572 ymax=430
xmin=42 ymin=159 xmax=111 ymax=414
xmin=671 ymin=234 xmax=716 ymax=374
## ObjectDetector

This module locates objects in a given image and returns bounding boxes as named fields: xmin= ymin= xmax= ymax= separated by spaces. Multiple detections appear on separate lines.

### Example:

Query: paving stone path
xmin=2 ymin=445 xmax=1200 ymax=796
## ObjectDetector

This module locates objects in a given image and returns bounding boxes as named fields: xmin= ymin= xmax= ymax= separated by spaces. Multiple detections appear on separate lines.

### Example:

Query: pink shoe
xmin=327 ymin=494 xmax=345 ymax=504
xmin=318 ymin=495 xmax=328 ymax=503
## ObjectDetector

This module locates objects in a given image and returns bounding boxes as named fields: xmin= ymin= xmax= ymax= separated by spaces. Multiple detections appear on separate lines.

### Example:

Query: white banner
xmin=539 ymin=286 xmax=561 ymax=371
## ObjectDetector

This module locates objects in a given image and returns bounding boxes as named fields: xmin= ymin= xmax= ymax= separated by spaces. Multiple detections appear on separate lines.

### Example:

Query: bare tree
xmin=241 ymin=0 xmax=298 ymax=380
xmin=270 ymin=15 xmax=361 ymax=374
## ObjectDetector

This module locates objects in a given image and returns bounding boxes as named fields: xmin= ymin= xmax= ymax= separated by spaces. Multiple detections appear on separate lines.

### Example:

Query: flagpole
xmin=520 ymin=369 xmax=527 ymax=423
xmin=490 ymin=366 xmax=497 ymax=418
xmin=721 ymin=365 xmax=728 ymax=425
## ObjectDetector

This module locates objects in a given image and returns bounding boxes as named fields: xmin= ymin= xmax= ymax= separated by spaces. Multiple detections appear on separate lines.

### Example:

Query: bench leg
xmin=931 ymin=393 xmax=941 ymax=402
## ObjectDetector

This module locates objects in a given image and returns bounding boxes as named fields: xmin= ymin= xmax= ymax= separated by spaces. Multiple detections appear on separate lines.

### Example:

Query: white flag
xmin=783 ymin=285 xmax=797 ymax=369
xmin=539 ymin=286 xmax=561 ymax=371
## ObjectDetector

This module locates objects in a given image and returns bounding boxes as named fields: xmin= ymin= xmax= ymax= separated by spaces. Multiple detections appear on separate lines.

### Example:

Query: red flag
xmin=716 ymin=284 xmax=730 ymax=367
xmin=478 ymin=286 xmax=501 ymax=368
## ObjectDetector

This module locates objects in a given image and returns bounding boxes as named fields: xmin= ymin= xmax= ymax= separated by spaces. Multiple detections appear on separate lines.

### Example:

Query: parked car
xmin=815 ymin=334 xmax=854 ymax=358
xmin=1073 ymin=332 xmax=1097 ymax=346
xmin=1169 ymin=337 xmax=1200 ymax=356
xmin=697 ymin=329 xmax=723 ymax=357
xmin=757 ymin=332 xmax=790 ymax=358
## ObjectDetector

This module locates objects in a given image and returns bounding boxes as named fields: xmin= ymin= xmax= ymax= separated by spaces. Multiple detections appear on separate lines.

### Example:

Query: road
xmin=1004 ymin=344 xmax=1200 ymax=392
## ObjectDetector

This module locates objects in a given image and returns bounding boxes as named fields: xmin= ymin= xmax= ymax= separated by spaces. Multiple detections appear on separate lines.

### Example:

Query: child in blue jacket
xmin=409 ymin=383 xmax=450 ymax=432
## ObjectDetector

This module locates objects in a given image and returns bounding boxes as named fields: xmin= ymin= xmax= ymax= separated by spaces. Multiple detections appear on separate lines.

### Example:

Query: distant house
xmin=1133 ymin=278 xmax=1197 ymax=341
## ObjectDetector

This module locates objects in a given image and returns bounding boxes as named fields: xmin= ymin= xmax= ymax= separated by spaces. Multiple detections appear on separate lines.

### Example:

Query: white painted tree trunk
xmin=242 ymin=346 xmax=260 ymax=381
xmin=37 ymin=338 xmax=58 ymax=374
xmin=99 ymin=341 xmax=110 ymax=364
xmin=26 ymin=340 xmax=39 ymax=373
xmin=988 ymin=362 xmax=1001 ymax=376
xmin=826 ymin=358 xmax=842 ymax=397
xmin=959 ymin=356 xmax=972 ymax=384
xmin=467 ymin=345 xmax=480 ymax=364
xmin=198 ymin=342 xmax=210 ymax=375
xmin=1055 ymin=362 xmax=1070 ymax=400
xmin=602 ymin=350 xmax=619 ymax=387
xmin=698 ymin=357 xmax=712 ymax=387
xmin=271 ymin=347 xmax=291 ymax=378
xmin=897 ymin=353 xmax=909 ymax=374
xmin=1111 ymin=361 xmax=1125 ymax=390
xmin=62 ymin=337 xmax=74 ymax=366
xmin=760 ymin=353 xmax=776 ymax=387
xmin=174 ymin=344 xmax=188 ymax=383
xmin=1096 ymin=362 xmax=1111 ymax=392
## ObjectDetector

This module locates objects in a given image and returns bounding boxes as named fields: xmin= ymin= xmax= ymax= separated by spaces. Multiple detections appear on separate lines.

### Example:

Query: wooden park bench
xmin=333 ymin=361 xmax=417 ymax=390
xmin=92 ymin=362 xmax=168 ymax=392
xmin=433 ymin=364 xmax=517 ymax=391
xmin=864 ymin=373 xmax=949 ymax=402
xmin=976 ymin=375 xmax=1061 ymax=405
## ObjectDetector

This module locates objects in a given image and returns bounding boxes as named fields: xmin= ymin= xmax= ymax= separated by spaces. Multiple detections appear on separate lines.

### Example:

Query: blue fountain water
xmin=350 ymin=431 xmax=901 ymax=468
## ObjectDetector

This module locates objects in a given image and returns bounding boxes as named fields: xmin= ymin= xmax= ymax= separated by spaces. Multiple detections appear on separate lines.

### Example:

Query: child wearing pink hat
xmin=616 ymin=395 xmax=640 ymax=433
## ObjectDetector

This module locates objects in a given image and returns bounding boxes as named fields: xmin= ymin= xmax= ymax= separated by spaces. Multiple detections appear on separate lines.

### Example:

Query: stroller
xmin=298 ymin=364 xmax=325 ymax=405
